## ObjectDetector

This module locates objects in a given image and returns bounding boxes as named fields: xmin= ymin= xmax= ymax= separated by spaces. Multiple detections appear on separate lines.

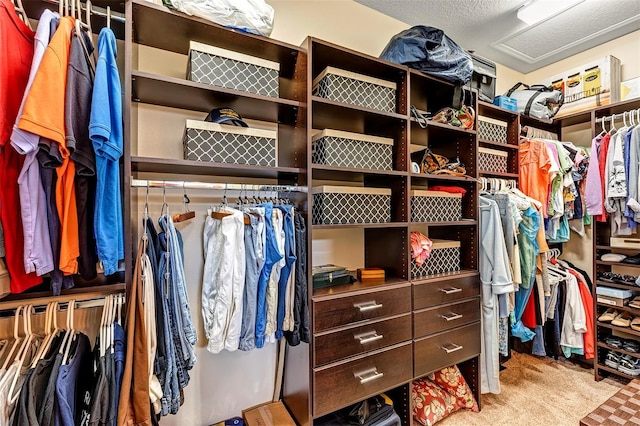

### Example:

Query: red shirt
xmin=0 ymin=0 xmax=42 ymax=292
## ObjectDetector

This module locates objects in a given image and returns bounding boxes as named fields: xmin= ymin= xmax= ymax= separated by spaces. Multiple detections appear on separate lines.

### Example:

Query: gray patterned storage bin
xmin=478 ymin=116 xmax=508 ymax=144
xmin=410 ymin=190 xmax=462 ymax=222
xmin=312 ymin=186 xmax=391 ymax=225
xmin=478 ymin=147 xmax=508 ymax=174
xmin=411 ymin=240 xmax=461 ymax=279
xmin=187 ymin=41 xmax=279 ymax=98
xmin=183 ymin=120 xmax=277 ymax=166
xmin=312 ymin=129 xmax=393 ymax=170
xmin=312 ymin=67 xmax=396 ymax=113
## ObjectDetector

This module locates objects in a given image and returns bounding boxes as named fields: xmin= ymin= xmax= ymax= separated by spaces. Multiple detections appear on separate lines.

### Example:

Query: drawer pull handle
xmin=623 ymin=240 xmax=640 ymax=244
xmin=354 ymin=331 xmax=384 ymax=345
xmin=440 ymin=312 xmax=463 ymax=321
xmin=355 ymin=368 xmax=384 ymax=384
xmin=354 ymin=301 xmax=383 ymax=312
xmin=440 ymin=343 xmax=464 ymax=354
xmin=440 ymin=287 xmax=462 ymax=295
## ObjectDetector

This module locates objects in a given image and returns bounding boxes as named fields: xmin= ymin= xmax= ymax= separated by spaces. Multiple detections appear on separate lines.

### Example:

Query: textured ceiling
xmin=355 ymin=0 xmax=640 ymax=73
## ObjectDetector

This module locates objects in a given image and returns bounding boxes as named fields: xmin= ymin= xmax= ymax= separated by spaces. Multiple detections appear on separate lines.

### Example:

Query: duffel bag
xmin=505 ymin=82 xmax=564 ymax=121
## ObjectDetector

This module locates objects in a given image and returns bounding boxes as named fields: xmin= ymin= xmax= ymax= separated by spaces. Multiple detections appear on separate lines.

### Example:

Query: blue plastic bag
xmin=380 ymin=26 xmax=473 ymax=85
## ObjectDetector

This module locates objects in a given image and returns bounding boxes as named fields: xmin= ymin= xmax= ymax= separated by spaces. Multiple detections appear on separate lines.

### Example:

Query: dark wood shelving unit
xmin=592 ymin=99 xmax=640 ymax=384
xmin=312 ymin=222 xmax=409 ymax=230
xmin=0 ymin=284 xmax=126 ymax=312
xmin=409 ymin=220 xmax=478 ymax=227
xmin=410 ymin=173 xmax=478 ymax=182
xmin=311 ymin=165 xmax=407 ymax=181
xmin=411 ymin=269 xmax=479 ymax=286
xmin=597 ymin=342 xmax=640 ymax=359
xmin=410 ymin=118 xmax=477 ymax=136
xmin=131 ymin=71 xmax=301 ymax=124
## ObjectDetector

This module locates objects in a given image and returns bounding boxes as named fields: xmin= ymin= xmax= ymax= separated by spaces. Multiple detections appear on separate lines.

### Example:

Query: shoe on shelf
xmin=631 ymin=317 xmax=640 ymax=332
xmin=606 ymin=336 xmax=625 ymax=349
xmin=618 ymin=355 xmax=640 ymax=376
xmin=629 ymin=297 xmax=640 ymax=309
xmin=623 ymin=253 xmax=640 ymax=265
xmin=624 ymin=339 xmax=640 ymax=353
xmin=599 ymin=308 xmax=618 ymax=322
xmin=597 ymin=271 xmax=620 ymax=283
xmin=605 ymin=351 xmax=622 ymax=369
xmin=612 ymin=311 xmax=633 ymax=327
xmin=602 ymin=253 xmax=627 ymax=262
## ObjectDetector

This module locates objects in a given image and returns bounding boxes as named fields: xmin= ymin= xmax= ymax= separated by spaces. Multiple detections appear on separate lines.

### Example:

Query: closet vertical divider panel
xmin=408 ymin=70 xmax=482 ymax=408
xmin=592 ymin=99 xmax=640 ymax=383
xmin=283 ymin=37 xmax=413 ymax=425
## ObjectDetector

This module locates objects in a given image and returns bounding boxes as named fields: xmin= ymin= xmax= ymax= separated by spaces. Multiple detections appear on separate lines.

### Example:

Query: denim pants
xmin=276 ymin=205 xmax=296 ymax=340
xmin=202 ymin=207 xmax=246 ymax=353
xmin=255 ymin=203 xmax=283 ymax=348
xmin=239 ymin=207 xmax=266 ymax=351
xmin=265 ymin=208 xmax=285 ymax=342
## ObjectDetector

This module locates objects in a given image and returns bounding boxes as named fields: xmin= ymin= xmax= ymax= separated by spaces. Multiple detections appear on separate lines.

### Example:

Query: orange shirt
xmin=18 ymin=16 xmax=79 ymax=275
xmin=519 ymin=139 xmax=552 ymax=218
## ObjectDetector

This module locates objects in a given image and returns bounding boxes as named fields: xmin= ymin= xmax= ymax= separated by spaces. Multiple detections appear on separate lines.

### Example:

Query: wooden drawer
xmin=314 ymin=313 xmax=411 ymax=367
xmin=413 ymin=322 xmax=480 ymax=378
xmin=413 ymin=274 xmax=479 ymax=310
xmin=313 ymin=342 xmax=412 ymax=417
xmin=313 ymin=284 xmax=411 ymax=333
xmin=414 ymin=298 xmax=480 ymax=338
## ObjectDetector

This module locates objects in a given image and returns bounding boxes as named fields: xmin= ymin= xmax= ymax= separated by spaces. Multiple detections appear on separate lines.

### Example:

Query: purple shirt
xmin=9 ymin=9 xmax=57 ymax=276
xmin=584 ymin=135 xmax=603 ymax=216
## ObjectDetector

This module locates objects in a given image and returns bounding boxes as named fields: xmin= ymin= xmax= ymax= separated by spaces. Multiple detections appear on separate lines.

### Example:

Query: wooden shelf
xmin=477 ymin=101 xmax=518 ymax=121
xmin=596 ymin=303 xmax=640 ymax=317
xmin=313 ymin=277 xmax=410 ymax=299
xmin=132 ymin=0 xmax=303 ymax=76
xmin=0 ymin=284 xmax=125 ymax=312
xmin=132 ymin=156 xmax=305 ymax=178
xmin=597 ymin=363 xmax=637 ymax=381
xmin=478 ymin=171 xmax=519 ymax=178
xmin=410 ymin=173 xmax=477 ymax=183
xmin=312 ymin=96 xmax=407 ymax=120
xmin=597 ymin=342 xmax=640 ymax=359
xmin=312 ymin=222 xmax=409 ymax=230
xmin=477 ymin=139 xmax=519 ymax=150
xmin=554 ymin=110 xmax=592 ymax=127
xmin=409 ymin=220 xmax=477 ymax=227
xmin=132 ymin=71 xmax=301 ymax=123
xmin=594 ymin=98 xmax=640 ymax=117
xmin=597 ymin=321 xmax=640 ymax=337
xmin=408 ymin=68 xmax=453 ymax=88
xmin=520 ymin=114 xmax=557 ymax=133
xmin=311 ymin=165 xmax=407 ymax=181
xmin=595 ymin=280 xmax=640 ymax=291
xmin=410 ymin=118 xmax=476 ymax=136
xmin=596 ymin=260 xmax=640 ymax=268
xmin=24 ymin=2 xmax=125 ymax=39
xmin=411 ymin=269 xmax=479 ymax=285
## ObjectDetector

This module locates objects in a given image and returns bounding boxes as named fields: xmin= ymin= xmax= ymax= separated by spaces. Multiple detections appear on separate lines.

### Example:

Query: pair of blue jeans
xmin=255 ymin=203 xmax=284 ymax=348
xmin=239 ymin=209 xmax=265 ymax=351
xmin=276 ymin=205 xmax=296 ymax=340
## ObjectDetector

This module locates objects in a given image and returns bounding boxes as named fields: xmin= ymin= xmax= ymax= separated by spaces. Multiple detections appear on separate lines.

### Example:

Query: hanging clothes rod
xmin=131 ymin=178 xmax=307 ymax=193
xmin=595 ymin=109 xmax=640 ymax=123
xmin=40 ymin=0 xmax=126 ymax=22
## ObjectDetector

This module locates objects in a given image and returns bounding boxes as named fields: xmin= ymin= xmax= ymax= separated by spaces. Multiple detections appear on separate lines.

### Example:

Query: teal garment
xmin=548 ymin=215 xmax=570 ymax=243
xmin=562 ymin=346 xmax=584 ymax=358
xmin=516 ymin=207 xmax=539 ymax=290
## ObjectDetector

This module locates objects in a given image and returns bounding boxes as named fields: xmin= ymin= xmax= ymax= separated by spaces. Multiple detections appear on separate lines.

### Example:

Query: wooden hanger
xmin=211 ymin=210 xmax=251 ymax=225
xmin=173 ymin=184 xmax=195 ymax=223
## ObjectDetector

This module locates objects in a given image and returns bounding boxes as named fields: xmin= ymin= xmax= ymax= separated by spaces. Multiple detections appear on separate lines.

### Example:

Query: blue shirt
xmin=90 ymin=28 xmax=123 ymax=275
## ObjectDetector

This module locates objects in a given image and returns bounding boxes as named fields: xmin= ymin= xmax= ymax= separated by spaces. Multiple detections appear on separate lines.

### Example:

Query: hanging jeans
xmin=265 ymin=208 xmax=285 ymax=343
xmin=239 ymin=207 xmax=266 ymax=351
xmin=255 ymin=203 xmax=283 ymax=349
xmin=276 ymin=205 xmax=296 ymax=340
xmin=202 ymin=207 xmax=246 ymax=353
xmin=286 ymin=212 xmax=310 ymax=346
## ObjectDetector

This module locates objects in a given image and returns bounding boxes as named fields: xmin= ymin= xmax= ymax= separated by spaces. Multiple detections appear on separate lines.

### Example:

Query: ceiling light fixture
xmin=517 ymin=0 xmax=585 ymax=26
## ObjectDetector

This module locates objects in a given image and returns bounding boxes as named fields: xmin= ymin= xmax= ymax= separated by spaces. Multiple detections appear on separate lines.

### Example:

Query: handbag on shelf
xmin=505 ymin=82 xmax=564 ymax=121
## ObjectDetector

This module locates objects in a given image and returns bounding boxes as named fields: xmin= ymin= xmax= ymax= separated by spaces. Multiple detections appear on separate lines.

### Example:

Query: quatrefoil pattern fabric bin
xmin=188 ymin=41 xmax=279 ymax=98
xmin=477 ymin=116 xmax=508 ymax=144
xmin=312 ymin=129 xmax=393 ymax=170
xmin=411 ymin=191 xmax=462 ymax=223
xmin=411 ymin=241 xmax=461 ymax=279
xmin=478 ymin=147 xmax=508 ymax=174
xmin=312 ymin=186 xmax=391 ymax=225
xmin=312 ymin=67 xmax=396 ymax=113
xmin=183 ymin=120 xmax=277 ymax=166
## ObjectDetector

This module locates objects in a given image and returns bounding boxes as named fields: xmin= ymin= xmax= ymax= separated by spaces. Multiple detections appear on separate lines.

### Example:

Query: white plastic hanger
xmin=61 ymin=300 xmax=77 ymax=365
xmin=8 ymin=305 xmax=37 ymax=405
xmin=2 ymin=307 xmax=25 ymax=371
xmin=31 ymin=303 xmax=54 ymax=368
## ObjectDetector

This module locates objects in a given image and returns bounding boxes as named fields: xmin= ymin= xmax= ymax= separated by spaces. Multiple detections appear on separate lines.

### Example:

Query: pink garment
xmin=411 ymin=232 xmax=432 ymax=266
xmin=584 ymin=135 xmax=603 ymax=216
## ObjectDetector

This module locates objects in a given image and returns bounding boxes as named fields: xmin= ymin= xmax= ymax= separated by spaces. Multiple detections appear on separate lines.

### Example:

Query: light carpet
xmin=436 ymin=352 xmax=623 ymax=426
